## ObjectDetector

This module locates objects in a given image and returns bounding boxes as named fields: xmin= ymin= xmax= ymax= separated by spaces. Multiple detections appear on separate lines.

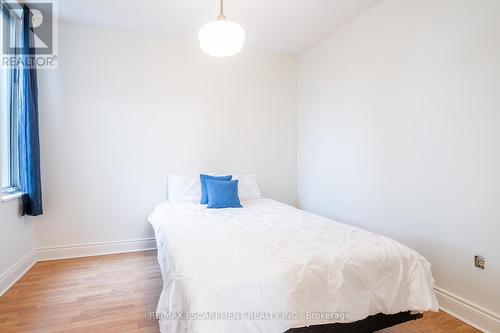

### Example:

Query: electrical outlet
xmin=474 ymin=255 xmax=485 ymax=269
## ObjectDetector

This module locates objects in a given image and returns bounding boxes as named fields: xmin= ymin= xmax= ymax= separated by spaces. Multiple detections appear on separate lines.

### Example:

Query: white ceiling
xmin=58 ymin=0 xmax=381 ymax=55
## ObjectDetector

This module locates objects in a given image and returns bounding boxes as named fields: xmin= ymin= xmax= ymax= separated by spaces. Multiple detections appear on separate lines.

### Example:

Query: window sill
xmin=1 ymin=191 xmax=23 ymax=203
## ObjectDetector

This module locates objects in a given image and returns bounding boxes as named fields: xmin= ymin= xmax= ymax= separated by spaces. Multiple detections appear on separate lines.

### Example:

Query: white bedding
xmin=148 ymin=198 xmax=438 ymax=333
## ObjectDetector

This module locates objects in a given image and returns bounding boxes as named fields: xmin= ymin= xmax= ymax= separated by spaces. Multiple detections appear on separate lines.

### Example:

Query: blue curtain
xmin=18 ymin=5 xmax=43 ymax=216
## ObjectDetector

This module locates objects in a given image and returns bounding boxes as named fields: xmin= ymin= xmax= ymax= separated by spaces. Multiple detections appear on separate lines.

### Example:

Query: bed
xmin=148 ymin=194 xmax=438 ymax=333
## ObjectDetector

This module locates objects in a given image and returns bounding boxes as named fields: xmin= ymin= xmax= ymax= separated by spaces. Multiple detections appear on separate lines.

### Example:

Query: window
xmin=1 ymin=5 xmax=20 ymax=195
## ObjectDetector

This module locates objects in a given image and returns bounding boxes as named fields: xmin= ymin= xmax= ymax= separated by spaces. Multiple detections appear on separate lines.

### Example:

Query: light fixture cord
xmin=218 ymin=0 xmax=226 ymax=20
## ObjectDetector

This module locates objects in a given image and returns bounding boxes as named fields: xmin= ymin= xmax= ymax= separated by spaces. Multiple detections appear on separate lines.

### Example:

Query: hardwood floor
xmin=378 ymin=311 xmax=480 ymax=333
xmin=0 ymin=251 xmax=480 ymax=333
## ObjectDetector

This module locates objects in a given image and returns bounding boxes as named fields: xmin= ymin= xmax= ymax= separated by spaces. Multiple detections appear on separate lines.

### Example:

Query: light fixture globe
xmin=198 ymin=0 xmax=245 ymax=57
xmin=199 ymin=20 xmax=245 ymax=57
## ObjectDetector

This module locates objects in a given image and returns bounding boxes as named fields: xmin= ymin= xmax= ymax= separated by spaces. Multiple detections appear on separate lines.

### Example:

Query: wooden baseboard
xmin=435 ymin=286 xmax=500 ymax=333
xmin=0 ymin=250 xmax=37 ymax=297
xmin=36 ymin=237 xmax=157 ymax=261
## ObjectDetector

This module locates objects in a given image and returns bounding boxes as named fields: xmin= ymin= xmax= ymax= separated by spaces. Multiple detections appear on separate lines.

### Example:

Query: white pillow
xmin=167 ymin=173 xmax=262 ymax=202
xmin=167 ymin=174 xmax=201 ymax=202
xmin=234 ymin=174 xmax=262 ymax=201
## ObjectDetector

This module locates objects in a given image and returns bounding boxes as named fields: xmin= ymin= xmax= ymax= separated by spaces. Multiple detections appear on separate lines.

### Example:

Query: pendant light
xmin=198 ymin=0 xmax=245 ymax=57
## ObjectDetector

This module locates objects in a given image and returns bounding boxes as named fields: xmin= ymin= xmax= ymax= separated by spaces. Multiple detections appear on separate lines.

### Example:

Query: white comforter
xmin=148 ymin=198 xmax=438 ymax=333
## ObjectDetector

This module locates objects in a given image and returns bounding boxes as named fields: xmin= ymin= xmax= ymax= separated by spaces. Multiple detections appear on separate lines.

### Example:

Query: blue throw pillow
xmin=205 ymin=179 xmax=242 ymax=209
xmin=200 ymin=174 xmax=232 ymax=204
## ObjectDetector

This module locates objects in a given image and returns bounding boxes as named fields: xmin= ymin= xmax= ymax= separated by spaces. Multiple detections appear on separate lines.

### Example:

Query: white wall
xmin=0 ymin=68 xmax=35 ymax=291
xmin=36 ymin=22 xmax=297 ymax=249
xmin=298 ymin=0 xmax=499 ymax=319
xmin=0 ymin=200 xmax=35 ymax=293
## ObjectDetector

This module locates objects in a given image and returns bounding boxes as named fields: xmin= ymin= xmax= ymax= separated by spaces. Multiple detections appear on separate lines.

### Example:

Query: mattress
xmin=148 ymin=198 xmax=438 ymax=333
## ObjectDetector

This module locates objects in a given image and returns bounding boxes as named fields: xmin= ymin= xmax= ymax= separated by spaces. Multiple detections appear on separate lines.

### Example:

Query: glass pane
xmin=1 ymin=11 xmax=18 ymax=191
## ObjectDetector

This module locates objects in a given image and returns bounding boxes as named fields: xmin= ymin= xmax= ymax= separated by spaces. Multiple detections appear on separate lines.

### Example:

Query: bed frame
xmin=286 ymin=311 xmax=423 ymax=333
